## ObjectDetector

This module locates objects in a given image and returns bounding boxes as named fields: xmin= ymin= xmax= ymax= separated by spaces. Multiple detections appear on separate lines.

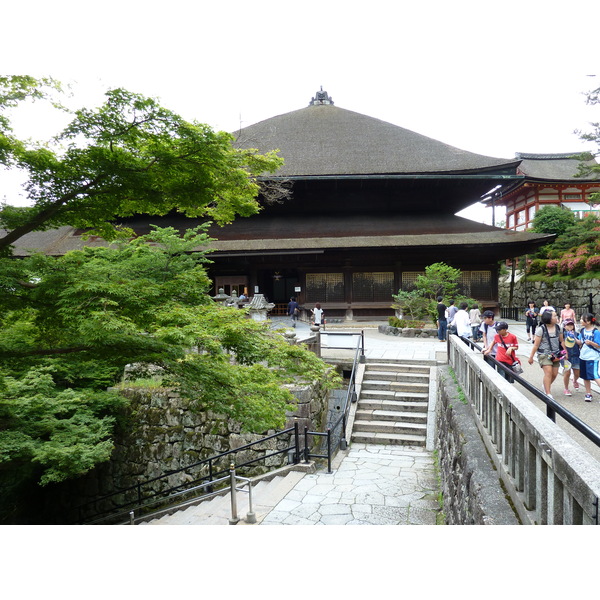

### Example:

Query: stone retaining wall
xmin=43 ymin=381 xmax=329 ymax=523
xmin=435 ymin=366 xmax=519 ymax=525
xmin=499 ymin=276 xmax=600 ymax=313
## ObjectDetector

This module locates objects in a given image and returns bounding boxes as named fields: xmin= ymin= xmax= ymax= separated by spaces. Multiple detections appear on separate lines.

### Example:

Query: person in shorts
xmin=577 ymin=312 xmax=600 ymax=402
xmin=562 ymin=318 xmax=580 ymax=396
xmin=528 ymin=309 xmax=566 ymax=399
xmin=525 ymin=300 xmax=538 ymax=342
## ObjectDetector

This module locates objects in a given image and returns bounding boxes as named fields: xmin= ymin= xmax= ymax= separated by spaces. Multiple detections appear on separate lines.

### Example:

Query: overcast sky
xmin=2 ymin=0 xmax=599 ymax=225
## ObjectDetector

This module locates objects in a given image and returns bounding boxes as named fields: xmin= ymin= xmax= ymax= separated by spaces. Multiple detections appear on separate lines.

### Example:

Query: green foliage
xmin=388 ymin=317 xmax=426 ymax=328
xmin=414 ymin=262 xmax=462 ymax=300
xmin=0 ymin=77 xmax=284 ymax=252
xmin=0 ymin=227 xmax=339 ymax=487
xmin=527 ymin=259 xmax=548 ymax=275
xmin=392 ymin=262 xmax=479 ymax=323
xmin=531 ymin=205 xmax=577 ymax=237
xmin=0 ymin=367 xmax=127 ymax=486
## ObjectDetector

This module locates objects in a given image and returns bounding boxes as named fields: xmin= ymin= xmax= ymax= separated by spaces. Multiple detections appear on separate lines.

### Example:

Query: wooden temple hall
xmin=12 ymin=89 xmax=554 ymax=321
xmin=204 ymin=89 xmax=552 ymax=319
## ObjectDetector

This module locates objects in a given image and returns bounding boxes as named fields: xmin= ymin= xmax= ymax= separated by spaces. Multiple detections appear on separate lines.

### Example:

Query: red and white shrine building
xmin=486 ymin=153 xmax=600 ymax=231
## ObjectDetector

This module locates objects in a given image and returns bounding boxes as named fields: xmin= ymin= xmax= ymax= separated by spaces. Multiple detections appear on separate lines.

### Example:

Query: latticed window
xmin=400 ymin=272 xmax=424 ymax=291
xmin=353 ymin=272 xmax=394 ymax=302
xmin=305 ymin=273 xmax=345 ymax=302
xmin=457 ymin=271 xmax=492 ymax=299
xmin=468 ymin=271 xmax=492 ymax=299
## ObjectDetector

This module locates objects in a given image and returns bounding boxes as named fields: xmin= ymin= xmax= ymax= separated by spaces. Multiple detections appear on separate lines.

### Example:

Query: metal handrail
xmin=330 ymin=335 xmax=362 ymax=451
xmin=76 ymin=425 xmax=299 ymax=523
xmin=459 ymin=335 xmax=600 ymax=448
xmin=319 ymin=330 xmax=365 ymax=359
xmin=77 ymin=414 xmax=339 ymax=524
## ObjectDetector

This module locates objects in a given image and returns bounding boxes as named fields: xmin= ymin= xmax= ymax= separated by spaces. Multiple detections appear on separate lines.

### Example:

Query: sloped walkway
xmin=260 ymin=443 xmax=440 ymax=525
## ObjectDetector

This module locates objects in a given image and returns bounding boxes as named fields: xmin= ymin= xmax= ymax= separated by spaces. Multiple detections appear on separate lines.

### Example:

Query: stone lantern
xmin=247 ymin=294 xmax=275 ymax=321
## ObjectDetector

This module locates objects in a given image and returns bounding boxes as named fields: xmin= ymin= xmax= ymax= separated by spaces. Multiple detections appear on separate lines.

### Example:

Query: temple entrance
xmin=261 ymin=270 xmax=300 ymax=314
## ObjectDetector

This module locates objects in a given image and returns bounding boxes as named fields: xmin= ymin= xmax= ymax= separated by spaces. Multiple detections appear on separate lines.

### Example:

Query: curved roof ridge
xmin=233 ymin=103 xmax=518 ymax=177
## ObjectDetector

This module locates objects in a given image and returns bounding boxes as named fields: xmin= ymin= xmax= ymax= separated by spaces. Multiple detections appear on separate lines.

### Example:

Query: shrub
xmin=586 ymin=255 xmax=600 ymax=271
xmin=388 ymin=317 xmax=406 ymax=328
xmin=558 ymin=257 xmax=571 ymax=275
xmin=527 ymin=259 xmax=548 ymax=275
xmin=568 ymin=256 xmax=588 ymax=276
xmin=406 ymin=320 xmax=426 ymax=328
xmin=546 ymin=259 xmax=559 ymax=275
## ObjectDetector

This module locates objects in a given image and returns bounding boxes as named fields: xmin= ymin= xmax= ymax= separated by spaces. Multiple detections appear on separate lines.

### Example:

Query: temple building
xmin=203 ymin=89 xmax=553 ymax=318
xmin=11 ymin=89 xmax=556 ymax=319
xmin=484 ymin=152 xmax=600 ymax=231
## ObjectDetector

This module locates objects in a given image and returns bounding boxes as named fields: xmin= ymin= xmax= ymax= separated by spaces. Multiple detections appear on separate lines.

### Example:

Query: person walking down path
xmin=560 ymin=302 xmax=577 ymax=325
xmin=539 ymin=299 xmax=555 ymax=316
xmin=469 ymin=304 xmax=482 ymax=341
xmin=577 ymin=312 xmax=600 ymax=402
xmin=311 ymin=303 xmax=324 ymax=326
xmin=528 ymin=310 xmax=566 ymax=399
xmin=485 ymin=321 xmax=520 ymax=383
xmin=446 ymin=300 xmax=458 ymax=334
xmin=450 ymin=302 xmax=472 ymax=338
xmin=562 ymin=319 xmax=581 ymax=396
xmin=525 ymin=301 xmax=539 ymax=342
xmin=479 ymin=310 xmax=498 ymax=357
xmin=288 ymin=297 xmax=299 ymax=328
xmin=436 ymin=296 xmax=447 ymax=342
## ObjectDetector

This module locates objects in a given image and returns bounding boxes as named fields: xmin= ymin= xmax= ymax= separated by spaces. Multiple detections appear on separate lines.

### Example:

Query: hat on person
xmin=495 ymin=321 xmax=509 ymax=331
xmin=483 ymin=310 xmax=495 ymax=318
xmin=563 ymin=319 xmax=575 ymax=326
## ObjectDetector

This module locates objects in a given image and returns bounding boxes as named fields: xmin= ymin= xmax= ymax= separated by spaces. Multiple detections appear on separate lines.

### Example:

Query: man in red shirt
xmin=484 ymin=321 xmax=520 ymax=383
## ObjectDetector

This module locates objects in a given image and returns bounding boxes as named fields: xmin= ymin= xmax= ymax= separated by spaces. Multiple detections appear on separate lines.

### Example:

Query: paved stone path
xmin=261 ymin=443 xmax=440 ymax=525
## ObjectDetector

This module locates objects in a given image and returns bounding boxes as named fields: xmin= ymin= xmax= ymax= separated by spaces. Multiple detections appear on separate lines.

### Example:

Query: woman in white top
xmin=539 ymin=299 xmax=555 ymax=315
xmin=451 ymin=302 xmax=472 ymax=338
xmin=311 ymin=303 xmax=324 ymax=326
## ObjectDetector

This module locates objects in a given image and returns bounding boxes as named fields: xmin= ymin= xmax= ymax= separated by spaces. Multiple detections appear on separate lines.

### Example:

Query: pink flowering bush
xmin=568 ymin=255 xmax=588 ymax=276
xmin=585 ymin=255 xmax=600 ymax=272
xmin=558 ymin=257 xmax=571 ymax=275
xmin=575 ymin=244 xmax=589 ymax=256
xmin=546 ymin=259 xmax=559 ymax=275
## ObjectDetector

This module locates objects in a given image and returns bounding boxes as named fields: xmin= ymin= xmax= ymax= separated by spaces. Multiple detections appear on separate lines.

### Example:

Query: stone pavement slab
xmin=261 ymin=443 xmax=441 ymax=525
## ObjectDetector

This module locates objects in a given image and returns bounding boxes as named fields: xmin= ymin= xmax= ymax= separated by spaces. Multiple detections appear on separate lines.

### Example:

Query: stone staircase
xmin=140 ymin=468 xmax=308 ymax=525
xmin=351 ymin=359 xmax=431 ymax=446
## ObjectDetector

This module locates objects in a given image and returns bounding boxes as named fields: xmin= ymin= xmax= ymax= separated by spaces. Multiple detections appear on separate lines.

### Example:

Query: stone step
xmin=350 ymin=431 xmax=426 ymax=446
xmin=366 ymin=359 xmax=436 ymax=368
xmin=362 ymin=380 xmax=429 ymax=393
xmin=363 ymin=371 xmax=430 ymax=383
xmin=142 ymin=471 xmax=307 ymax=525
xmin=358 ymin=398 xmax=429 ymax=412
xmin=365 ymin=364 xmax=431 ymax=375
xmin=355 ymin=409 xmax=427 ymax=423
xmin=360 ymin=388 xmax=428 ymax=399
xmin=353 ymin=419 xmax=427 ymax=435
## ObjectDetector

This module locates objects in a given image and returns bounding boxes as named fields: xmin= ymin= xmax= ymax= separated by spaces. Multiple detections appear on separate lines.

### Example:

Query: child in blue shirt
xmin=561 ymin=319 xmax=580 ymax=396
xmin=577 ymin=313 xmax=600 ymax=402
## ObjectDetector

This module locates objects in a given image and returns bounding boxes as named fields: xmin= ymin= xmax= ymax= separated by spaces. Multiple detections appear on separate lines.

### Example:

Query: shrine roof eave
xmin=207 ymin=231 xmax=554 ymax=254
xmin=258 ymin=173 xmax=524 ymax=182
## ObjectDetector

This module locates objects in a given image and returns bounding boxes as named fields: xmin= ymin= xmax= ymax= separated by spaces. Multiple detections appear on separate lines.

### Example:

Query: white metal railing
xmin=448 ymin=336 xmax=600 ymax=525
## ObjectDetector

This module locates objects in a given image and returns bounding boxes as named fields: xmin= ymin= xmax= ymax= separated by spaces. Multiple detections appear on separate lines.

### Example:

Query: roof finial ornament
xmin=309 ymin=86 xmax=334 ymax=106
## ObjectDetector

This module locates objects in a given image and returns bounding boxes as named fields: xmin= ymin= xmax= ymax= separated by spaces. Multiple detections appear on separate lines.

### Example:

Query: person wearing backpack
xmin=577 ymin=312 xmax=600 ymax=402
xmin=528 ymin=309 xmax=566 ymax=399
